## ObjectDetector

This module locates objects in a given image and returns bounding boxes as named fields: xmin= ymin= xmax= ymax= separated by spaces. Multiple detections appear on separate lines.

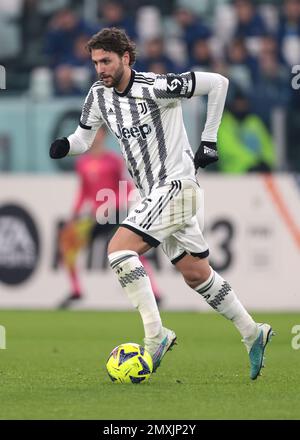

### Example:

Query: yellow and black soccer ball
xmin=106 ymin=343 xmax=153 ymax=384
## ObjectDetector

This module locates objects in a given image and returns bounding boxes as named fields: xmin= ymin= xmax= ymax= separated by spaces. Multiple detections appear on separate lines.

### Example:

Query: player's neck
xmin=114 ymin=67 xmax=132 ymax=94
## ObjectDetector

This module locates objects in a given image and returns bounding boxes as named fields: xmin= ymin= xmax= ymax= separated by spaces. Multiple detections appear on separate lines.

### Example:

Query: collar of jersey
xmin=113 ymin=69 xmax=135 ymax=97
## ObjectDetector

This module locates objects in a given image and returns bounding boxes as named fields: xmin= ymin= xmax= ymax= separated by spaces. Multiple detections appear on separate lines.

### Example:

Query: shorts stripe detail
xmin=138 ymin=183 xmax=175 ymax=228
xmin=143 ymin=180 xmax=182 ymax=229
xmin=171 ymin=251 xmax=187 ymax=265
xmin=190 ymin=250 xmax=209 ymax=259
xmin=120 ymin=224 xmax=160 ymax=247
xmin=143 ymin=196 xmax=163 ymax=231
xmin=145 ymin=180 xmax=182 ymax=230
xmin=142 ymin=194 xmax=164 ymax=230
xmin=144 ymin=180 xmax=182 ymax=229
xmin=139 ymin=180 xmax=181 ymax=230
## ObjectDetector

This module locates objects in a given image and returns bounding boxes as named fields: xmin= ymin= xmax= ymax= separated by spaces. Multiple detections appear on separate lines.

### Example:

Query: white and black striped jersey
xmin=79 ymin=70 xmax=197 ymax=196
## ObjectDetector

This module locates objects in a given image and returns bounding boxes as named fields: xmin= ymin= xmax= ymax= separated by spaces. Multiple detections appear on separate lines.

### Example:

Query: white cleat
xmin=144 ymin=327 xmax=177 ymax=372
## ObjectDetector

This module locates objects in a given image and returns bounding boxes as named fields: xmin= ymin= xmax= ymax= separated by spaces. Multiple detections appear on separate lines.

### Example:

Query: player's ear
xmin=122 ymin=51 xmax=130 ymax=66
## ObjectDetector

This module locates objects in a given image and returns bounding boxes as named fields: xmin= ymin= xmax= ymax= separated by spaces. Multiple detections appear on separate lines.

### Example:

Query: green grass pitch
xmin=0 ymin=311 xmax=299 ymax=420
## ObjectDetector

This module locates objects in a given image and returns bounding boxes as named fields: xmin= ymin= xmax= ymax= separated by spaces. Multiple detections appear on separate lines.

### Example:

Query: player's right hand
xmin=49 ymin=137 xmax=70 ymax=159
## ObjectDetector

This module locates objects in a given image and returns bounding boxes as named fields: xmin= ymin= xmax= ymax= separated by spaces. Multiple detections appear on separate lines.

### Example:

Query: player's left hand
xmin=194 ymin=141 xmax=218 ymax=169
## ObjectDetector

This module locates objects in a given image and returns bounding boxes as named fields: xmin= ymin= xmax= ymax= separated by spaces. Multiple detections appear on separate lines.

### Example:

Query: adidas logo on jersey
xmin=108 ymin=108 xmax=114 ymax=114
xmin=127 ymin=216 xmax=136 ymax=223
xmin=203 ymin=146 xmax=217 ymax=157
xmin=115 ymin=122 xmax=152 ymax=141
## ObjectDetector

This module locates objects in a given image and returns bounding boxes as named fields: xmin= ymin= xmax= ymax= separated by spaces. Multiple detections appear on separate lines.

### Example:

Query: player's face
xmin=91 ymin=49 xmax=128 ymax=88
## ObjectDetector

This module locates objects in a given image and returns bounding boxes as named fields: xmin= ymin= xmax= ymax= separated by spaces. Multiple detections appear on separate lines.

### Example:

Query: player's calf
xmin=175 ymin=254 xmax=211 ymax=289
xmin=108 ymin=250 xmax=162 ymax=340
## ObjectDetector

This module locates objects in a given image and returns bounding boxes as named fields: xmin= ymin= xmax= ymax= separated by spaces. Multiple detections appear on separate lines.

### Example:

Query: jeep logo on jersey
xmin=0 ymin=204 xmax=40 ymax=285
xmin=115 ymin=123 xmax=152 ymax=140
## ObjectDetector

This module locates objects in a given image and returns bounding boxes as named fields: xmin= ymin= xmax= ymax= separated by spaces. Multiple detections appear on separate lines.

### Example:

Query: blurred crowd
xmin=1 ymin=0 xmax=300 ymax=171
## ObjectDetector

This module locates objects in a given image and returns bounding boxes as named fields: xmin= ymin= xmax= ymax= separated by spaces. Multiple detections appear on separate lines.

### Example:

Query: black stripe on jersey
xmin=80 ymin=87 xmax=94 ymax=126
xmin=127 ymin=92 xmax=154 ymax=192
xmin=144 ymin=180 xmax=181 ymax=230
xmin=184 ymin=149 xmax=194 ymax=163
xmin=112 ymin=92 xmax=143 ymax=190
xmin=96 ymin=89 xmax=136 ymax=183
xmin=135 ymin=74 xmax=155 ymax=84
xmin=142 ymin=87 xmax=168 ymax=186
xmin=92 ymin=80 xmax=103 ymax=88
xmin=135 ymin=79 xmax=155 ymax=86
xmin=79 ymin=120 xmax=92 ymax=130
xmin=135 ymin=76 xmax=154 ymax=82
xmin=96 ymin=88 xmax=114 ymax=133
xmin=135 ymin=73 xmax=154 ymax=79
xmin=189 ymin=71 xmax=196 ymax=98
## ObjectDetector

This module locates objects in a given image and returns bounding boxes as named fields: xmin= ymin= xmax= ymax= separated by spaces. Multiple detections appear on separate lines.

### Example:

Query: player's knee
xmin=183 ymin=273 xmax=206 ymax=288
xmin=181 ymin=267 xmax=211 ymax=289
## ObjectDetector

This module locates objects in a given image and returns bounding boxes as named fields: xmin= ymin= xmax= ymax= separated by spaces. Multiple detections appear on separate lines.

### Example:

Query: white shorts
xmin=122 ymin=179 xmax=209 ymax=264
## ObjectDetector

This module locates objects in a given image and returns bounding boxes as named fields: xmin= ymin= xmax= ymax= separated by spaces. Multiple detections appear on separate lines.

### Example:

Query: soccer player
xmin=50 ymin=28 xmax=273 ymax=379
xmin=58 ymin=126 xmax=162 ymax=308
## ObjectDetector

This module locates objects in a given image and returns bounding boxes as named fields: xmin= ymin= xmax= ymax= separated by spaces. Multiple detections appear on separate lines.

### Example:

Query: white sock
xmin=195 ymin=268 xmax=257 ymax=339
xmin=108 ymin=250 xmax=162 ymax=339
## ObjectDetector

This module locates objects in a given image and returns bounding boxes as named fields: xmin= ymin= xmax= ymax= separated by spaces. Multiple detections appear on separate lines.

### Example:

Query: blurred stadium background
xmin=0 ymin=0 xmax=299 ymax=311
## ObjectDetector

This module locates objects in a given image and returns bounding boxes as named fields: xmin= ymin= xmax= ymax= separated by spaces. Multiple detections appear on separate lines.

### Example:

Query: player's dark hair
xmin=86 ymin=27 xmax=136 ymax=66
